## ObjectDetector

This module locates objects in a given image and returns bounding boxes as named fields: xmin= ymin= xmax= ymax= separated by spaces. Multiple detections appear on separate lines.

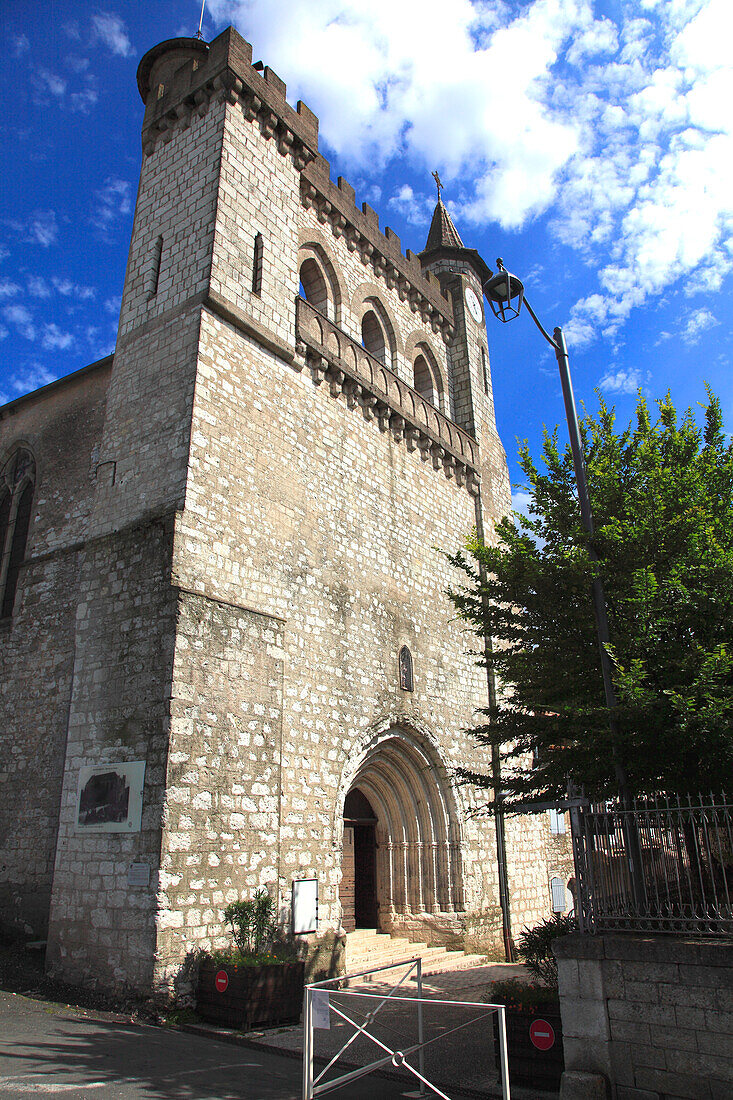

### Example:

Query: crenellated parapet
xmin=138 ymin=29 xmax=319 ymax=170
xmin=301 ymin=165 xmax=455 ymax=344
xmin=137 ymin=28 xmax=454 ymax=341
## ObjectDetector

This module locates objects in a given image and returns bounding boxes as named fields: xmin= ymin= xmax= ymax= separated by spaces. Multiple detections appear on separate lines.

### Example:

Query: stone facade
xmin=0 ymin=26 xmax=571 ymax=994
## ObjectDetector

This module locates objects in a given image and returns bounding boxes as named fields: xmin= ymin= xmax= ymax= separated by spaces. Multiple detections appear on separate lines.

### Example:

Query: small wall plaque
xmin=75 ymin=760 xmax=145 ymax=833
xmin=292 ymin=878 xmax=318 ymax=934
xmin=128 ymin=863 xmax=150 ymax=888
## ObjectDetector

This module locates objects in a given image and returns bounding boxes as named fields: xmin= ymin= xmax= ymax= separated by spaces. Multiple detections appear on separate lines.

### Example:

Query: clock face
xmin=465 ymin=285 xmax=483 ymax=324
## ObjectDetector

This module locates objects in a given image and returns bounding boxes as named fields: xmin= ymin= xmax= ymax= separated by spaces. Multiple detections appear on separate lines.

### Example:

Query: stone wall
xmin=46 ymin=515 xmax=178 ymax=991
xmin=555 ymin=932 xmax=733 ymax=1100
xmin=0 ymin=361 xmax=110 ymax=938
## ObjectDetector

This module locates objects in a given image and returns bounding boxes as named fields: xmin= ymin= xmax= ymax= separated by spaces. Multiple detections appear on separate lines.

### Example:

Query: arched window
xmin=299 ymin=257 xmax=329 ymax=317
xmin=398 ymin=646 xmax=414 ymax=692
xmin=413 ymin=354 xmax=436 ymax=406
xmin=0 ymin=448 xmax=35 ymax=619
xmin=361 ymin=309 xmax=386 ymax=365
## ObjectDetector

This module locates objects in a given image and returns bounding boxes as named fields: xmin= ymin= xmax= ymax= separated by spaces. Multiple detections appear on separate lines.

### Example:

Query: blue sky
xmin=2 ymin=0 xmax=732 ymax=504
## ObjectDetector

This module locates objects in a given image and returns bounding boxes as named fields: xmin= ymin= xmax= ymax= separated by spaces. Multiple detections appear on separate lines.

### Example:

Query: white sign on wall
xmin=292 ymin=877 xmax=318 ymax=934
xmin=75 ymin=761 xmax=146 ymax=833
xmin=312 ymin=990 xmax=330 ymax=1030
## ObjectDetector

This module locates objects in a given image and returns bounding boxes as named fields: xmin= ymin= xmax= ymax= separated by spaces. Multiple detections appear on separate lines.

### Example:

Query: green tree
xmin=447 ymin=389 xmax=733 ymax=807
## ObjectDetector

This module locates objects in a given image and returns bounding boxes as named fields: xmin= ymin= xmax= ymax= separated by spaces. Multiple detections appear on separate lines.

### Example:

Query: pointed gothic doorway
xmin=342 ymin=788 xmax=379 ymax=931
xmin=339 ymin=730 xmax=465 ymax=936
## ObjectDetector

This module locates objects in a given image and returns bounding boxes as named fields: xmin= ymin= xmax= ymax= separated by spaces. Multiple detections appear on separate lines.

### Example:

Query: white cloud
xmin=12 ymin=34 xmax=30 ymax=57
xmin=13 ymin=211 xmax=58 ymax=247
xmin=36 ymin=68 xmax=67 ymax=98
xmin=388 ymin=185 xmax=433 ymax=227
xmin=90 ymin=178 xmax=133 ymax=237
xmin=209 ymin=0 xmax=593 ymax=229
xmin=0 ymin=280 xmax=21 ymax=299
xmin=41 ymin=324 xmax=74 ymax=351
xmin=206 ymin=1 xmax=733 ymax=347
xmin=91 ymin=14 xmax=133 ymax=57
xmin=104 ymin=294 xmax=122 ymax=315
xmin=3 ymin=303 xmax=36 ymax=342
xmin=27 ymin=276 xmax=51 ymax=298
xmin=52 ymin=277 xmax=96 ymax=300
xmin=599 ymin=368 xmax=645 ymax=395
xmin=680 ymin=307 xmax=719 ymax=345
xmin=70 ymin=88 xmax=99 ymax=113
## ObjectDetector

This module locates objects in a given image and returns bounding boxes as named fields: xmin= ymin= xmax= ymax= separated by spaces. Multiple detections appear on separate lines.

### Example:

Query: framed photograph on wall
xmin=75 ymin=761 xmax=146 ymax=833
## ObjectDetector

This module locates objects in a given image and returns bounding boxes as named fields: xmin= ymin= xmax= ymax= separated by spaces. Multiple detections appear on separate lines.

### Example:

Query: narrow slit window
xmin=481 ymin=346 xmax=489 ymax=396
xmin=252 ymin=232 xmax=263 ymax=296
xmin=398 ymin=646 xmax=414 ymax=692
xmin=149 ymin=236 xmax=163 ymax=299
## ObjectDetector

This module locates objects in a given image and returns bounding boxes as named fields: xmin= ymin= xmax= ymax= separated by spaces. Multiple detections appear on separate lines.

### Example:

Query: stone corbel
xmin=417 ymin=433 xmax=432 ymax=461
xmin=345 ymin=226 xmax=360 ymax=253
xmin=343 ymin=379 xmax=360 ymax=409
xmin=259 ymin=109 xmax=278 ymax=138
xmin=326 ymin=365 xmax=345 ymax=397
xmin=308 ymin=352 xmax=327 ymax=385
xmin=317 ymin=200 xmax=332 ymax=225
xmin=385 ymin=264 xmax=399 ymax=291
xmin=330 ymin=213 xmax=347 ymax=238
xmin=360 ymin=392 xmax=378 ymax=421
xmin=292 ymin=145 xmax=314 ymax=172
xmin=405 ymin=426 xmax=419 ymax=452
xmin=430 ymin=442 xmax=445 ymax=470
xmin=372 ymin=253 xmax=386 ymax=278
xmin=277 ymin=124 xmax=294 ymax=156
xmin=242 ymin=91 xmax=262 ymax=122
xmin=376 ymin=401 xmax=391 ymax=431
xmin=194 ymin=88 xmax=210 ymax=118
xmin=359 ymin=240 xmax=374 ymax=265
xmin=293 ymin=340 xmax=307 ymax=372
xmin=442 ymin=452 xmax=456 ymax=479
xmin=390 ymin=414 xmax=405 ymax=442
xmin=301 ymin=182 xmax=317 ymax=210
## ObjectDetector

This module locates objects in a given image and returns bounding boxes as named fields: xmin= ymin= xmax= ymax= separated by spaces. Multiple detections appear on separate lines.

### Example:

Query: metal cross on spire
xmin=432 ymin=170 xmax=443 ymax=202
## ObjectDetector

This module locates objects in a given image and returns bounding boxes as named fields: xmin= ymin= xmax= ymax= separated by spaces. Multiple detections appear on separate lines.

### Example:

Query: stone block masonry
xmin=0 ymin=24 xmax=570 ymax=992
xmin=555 ymin=933 xmax=733 ymax=1100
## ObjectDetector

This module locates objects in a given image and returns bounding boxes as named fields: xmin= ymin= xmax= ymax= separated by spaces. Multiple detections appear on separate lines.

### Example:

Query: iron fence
xmin=571 ymin=792 xmax=733 ymax=936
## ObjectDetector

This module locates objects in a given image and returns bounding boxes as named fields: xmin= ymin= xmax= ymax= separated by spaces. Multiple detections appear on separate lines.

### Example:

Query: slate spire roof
xmin=424 ymin=198 xmax=465 ymax=252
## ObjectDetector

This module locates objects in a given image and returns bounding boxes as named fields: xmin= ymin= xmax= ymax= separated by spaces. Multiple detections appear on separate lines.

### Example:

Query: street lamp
xmin=483 ymin=259 xmax=632 ymax=807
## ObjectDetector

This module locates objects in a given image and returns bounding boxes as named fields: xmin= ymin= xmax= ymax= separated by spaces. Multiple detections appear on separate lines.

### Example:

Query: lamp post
xmin=482 ymin=259 xmax=632 ymax=806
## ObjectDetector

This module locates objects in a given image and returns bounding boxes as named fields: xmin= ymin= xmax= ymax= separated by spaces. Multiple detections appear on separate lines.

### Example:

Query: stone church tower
xmin=0 ymin=28 xmax=572 ymax=994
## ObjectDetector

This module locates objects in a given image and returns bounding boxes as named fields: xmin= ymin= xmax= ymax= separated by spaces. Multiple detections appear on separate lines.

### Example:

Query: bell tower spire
xmin=419 ymin=178 xmax=509 ymax=522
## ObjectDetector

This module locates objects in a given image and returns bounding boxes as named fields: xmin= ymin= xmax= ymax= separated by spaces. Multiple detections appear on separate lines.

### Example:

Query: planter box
xmin=197 ymin=959 xmax=305 ymax=1030
xmin=494 ymin=1008 xmax=564 ymax=1090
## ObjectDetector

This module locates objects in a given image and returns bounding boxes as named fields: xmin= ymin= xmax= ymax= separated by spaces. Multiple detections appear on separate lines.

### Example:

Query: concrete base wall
xmin=555 ymin=933 xmax=733 ymax=1100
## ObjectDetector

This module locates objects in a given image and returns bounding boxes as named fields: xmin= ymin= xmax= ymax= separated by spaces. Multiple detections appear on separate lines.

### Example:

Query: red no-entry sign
xmin=529 ymin=1018 xmax=555 ymax=1051
xmin=215 ymin=970 xmax=229 ymax=993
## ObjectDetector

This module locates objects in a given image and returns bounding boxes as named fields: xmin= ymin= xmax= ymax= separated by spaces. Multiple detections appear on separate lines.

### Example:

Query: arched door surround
xmin=339 ymin=729 xmax=464 ymax=928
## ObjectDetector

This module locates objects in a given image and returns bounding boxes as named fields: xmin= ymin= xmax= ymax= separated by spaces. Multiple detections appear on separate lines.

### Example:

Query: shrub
xmin=223 ymin=888 xmax=277 ymax=957
xmin=485 ymin=977 xmax=559 ymax=1014
xmin=517 ymin=913 xmax=577 ymax=986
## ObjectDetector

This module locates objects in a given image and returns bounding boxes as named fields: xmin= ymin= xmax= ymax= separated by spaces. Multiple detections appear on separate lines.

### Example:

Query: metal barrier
xmin=572 ymin=792 xmax=733 ymax=936
xmin=302 ymin=957 xmax=510 ymax=1099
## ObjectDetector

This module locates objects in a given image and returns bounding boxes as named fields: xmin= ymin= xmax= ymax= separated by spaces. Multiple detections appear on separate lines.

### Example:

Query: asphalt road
xmin=0 ymin=991 xmax=413 ymax=1099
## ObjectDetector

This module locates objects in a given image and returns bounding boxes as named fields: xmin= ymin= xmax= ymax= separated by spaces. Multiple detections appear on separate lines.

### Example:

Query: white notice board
xmin=292 ymin=878 xmax=318 ymax=934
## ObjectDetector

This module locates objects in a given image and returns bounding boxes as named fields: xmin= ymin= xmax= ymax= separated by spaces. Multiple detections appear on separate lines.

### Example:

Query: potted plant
xmin=196 ymin=888 xmax=305 ymax=1030
xmin=487 ymin=914 xmax=575 ymax=1089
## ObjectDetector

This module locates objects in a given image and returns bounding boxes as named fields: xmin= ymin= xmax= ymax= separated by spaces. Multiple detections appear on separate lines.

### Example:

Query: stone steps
xmin=345 ymin=928 xmax=487 ymax=980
